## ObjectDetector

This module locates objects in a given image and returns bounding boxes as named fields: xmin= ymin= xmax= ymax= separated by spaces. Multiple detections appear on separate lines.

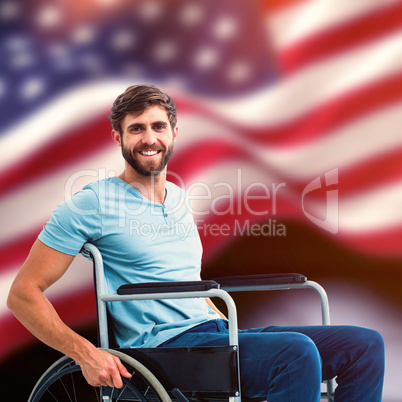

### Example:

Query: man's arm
xmin=7 ymin=239 xmax=131 ymax=388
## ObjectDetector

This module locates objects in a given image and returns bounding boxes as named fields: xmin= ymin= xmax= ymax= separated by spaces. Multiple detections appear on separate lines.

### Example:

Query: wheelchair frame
xmin=28 ymin=242 xmax=335 ymax=401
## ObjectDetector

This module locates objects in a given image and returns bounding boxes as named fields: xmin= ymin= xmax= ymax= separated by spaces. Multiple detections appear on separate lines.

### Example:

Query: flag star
xmin=5 ymin=36 xmax=30 ymax=52
xmin=71 ymin=25 xmax=96 ymax=45
xmin=80 ymin=54 xmax=104 ymax=74
xmin=213 ymin=16 xmax=238 ymax=40
xmin=227 ymin=61 xmax=252 ymax=84
xmin=0 ymin=1 xmax=20 ymax=21
xmin=121 ymin=63 xmax=144 ymax=77
xmin=137 ymin=1 xmax=163 ymax=22
xmin=193 ymin=47 xmax=219 ymax=71
xmin=47 ymin=43 xmax=69 ymax=59
xmin=47 ymin=44 xmax=73 ymax=71
xmin=36 ymin=5 xmax=63 ymax=30
xmin=179 ymin=3 xmax=204 ymax=26
xmin=10 ymin=52 xmax=35 ymax=69
xmin=20 ymin=77 xmax=46 ymax=100
xmin=152 ymin=40 xmax=177 ymax=63
xmin=111 ymin=29 xmax=136 ymax=52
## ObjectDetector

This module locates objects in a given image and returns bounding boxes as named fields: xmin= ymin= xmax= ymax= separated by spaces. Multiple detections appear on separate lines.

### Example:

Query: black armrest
xmin=117 ymin=280 xmax=220 ymax=295
xmin=212 ymin=273 xmax=307 ymax=290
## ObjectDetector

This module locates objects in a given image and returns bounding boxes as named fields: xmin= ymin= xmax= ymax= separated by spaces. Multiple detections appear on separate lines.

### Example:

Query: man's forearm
xmin=7 ymin=284 xmax=96 ymax=362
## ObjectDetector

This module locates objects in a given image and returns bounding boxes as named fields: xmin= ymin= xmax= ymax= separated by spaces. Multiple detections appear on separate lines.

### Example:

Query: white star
xmin=193 ymin=47 xmax=219 ymax=70
xmin=36 ymin=5 xmax=62 ymax=30
xmin=121 ymin=63 xmax=144 ymax=77
xmin=0 ymin=1 xmax=20 ymax=21
xmin=111 ymin=29 xmax=136 ymax=52
xmin=47 ymin=43 xmax=69 ymax=59
xmin=80 ymin=54 xmax=104 ymax=74
xmin=227 ymin=61 xmax=251 ymax=84
xmin=20 ymin=77 xmax=45 ymax=101
xmin=10 ymin=52 xmax=35 ymax=69
xmin=137 ymin=1 xmax=163 ymax=22
xmin=71 ymin=25 xmax=96 ymax=45
xmin=179 ymin=3 xmax=204 ymax=26
xmin=5 ymin=36 xmax=29 ymax=52
xmin=213 ymin=16 xmax=237 ymax=40
xmin=153 ymin=41 xmax=177 ymax=63
xmin=47 ymin=44 xmax=73 ymax=71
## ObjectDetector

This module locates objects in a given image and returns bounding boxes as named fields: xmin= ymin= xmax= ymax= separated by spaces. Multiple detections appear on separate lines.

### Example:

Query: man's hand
xmin=78 ymin=349 xmax=132 ymax=388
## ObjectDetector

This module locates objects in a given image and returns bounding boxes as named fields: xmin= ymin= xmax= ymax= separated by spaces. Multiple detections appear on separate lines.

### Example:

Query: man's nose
xmin=142 ymin=127 xmax=157 ymax=145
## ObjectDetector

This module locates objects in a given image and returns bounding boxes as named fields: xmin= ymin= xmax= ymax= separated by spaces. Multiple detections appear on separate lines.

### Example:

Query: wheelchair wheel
xmin=28 ymin=349 xmax=171 ymax=402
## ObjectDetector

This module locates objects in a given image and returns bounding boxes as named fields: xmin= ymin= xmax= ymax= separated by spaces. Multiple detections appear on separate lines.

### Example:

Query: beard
xmin=121 ymin=139 xmax=174 ymax=177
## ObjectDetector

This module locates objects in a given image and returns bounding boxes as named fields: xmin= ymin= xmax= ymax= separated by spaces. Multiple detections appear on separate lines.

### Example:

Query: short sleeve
xmin=38 ymin=188 xmax=102 ymax=255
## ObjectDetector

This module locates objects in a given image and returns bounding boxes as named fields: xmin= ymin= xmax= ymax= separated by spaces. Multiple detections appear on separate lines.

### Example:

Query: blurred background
xmin=0 ymin=0 xmax=401 ymax=399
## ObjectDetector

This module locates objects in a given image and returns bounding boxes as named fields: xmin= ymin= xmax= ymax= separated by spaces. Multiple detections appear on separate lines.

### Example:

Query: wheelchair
xmin=28 ymin=243 xmax=335 ymax=401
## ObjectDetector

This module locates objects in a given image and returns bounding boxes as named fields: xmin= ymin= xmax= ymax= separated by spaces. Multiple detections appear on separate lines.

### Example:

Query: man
xmin=8 ymin=84 xmax=384 ymax=401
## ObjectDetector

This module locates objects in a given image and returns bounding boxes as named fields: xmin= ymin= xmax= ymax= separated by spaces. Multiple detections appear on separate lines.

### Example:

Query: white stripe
xmin=0 ymin=81 xmax=129 ymax=171
xmin=0 ymin=147 xmax=122 ymax=245
xmin=2 ymin=29 xmax=401 ymax=173
xmin=268 ymin=0 xmax=401 ymax=49
xmin=257 ymin=100 xmax=402 ymax=177
xmin=340 ymin=182 xmax=402 ymax=231
xmin=196 ymin=30 xmax=402 ymax=126
xmin=0 ymin=79 xmax=179 ymax=172
xmin=178 ymin=161 xmax=402 ymax=231
xmin=2 ymin=102 xmax=401 ymax=247
xmin=178 ymin=101 xmax=402 ymax=179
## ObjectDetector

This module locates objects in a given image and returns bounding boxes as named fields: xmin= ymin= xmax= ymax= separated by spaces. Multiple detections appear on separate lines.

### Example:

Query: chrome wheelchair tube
xmin=302 ymin=281 xmax=331 ymax=326
xmin=100 ymin=289 xmax=242 ymax=401
xmin=100 ymin=288 xmax=239 ymax=347
xmin=83 ymin=243 xmax=110 ymax=348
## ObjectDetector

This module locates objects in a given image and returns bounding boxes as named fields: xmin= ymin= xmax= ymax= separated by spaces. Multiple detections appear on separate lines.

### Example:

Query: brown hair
xmin=109 ymin=84 xmax=177 ymax=134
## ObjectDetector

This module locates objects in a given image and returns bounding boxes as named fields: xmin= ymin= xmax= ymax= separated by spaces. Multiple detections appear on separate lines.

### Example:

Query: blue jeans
xmin=159 ymin=319 xmax=384 ymax=401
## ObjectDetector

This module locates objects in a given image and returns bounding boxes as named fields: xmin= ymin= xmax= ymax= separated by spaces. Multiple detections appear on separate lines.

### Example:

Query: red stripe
xmin=179 ymin=73 xmax=402 ymax=148
xmin=340 ymin=227 xmax=402 ymax=257
xmin=279 ymin=2 xmax=402 ymax=74
xmin=1 ymin=71 xmax=400 ymax=202
xmin=244 ymin=73 xmax=402 ymax=146
xmin=198 ymin=193 xmax=402 ymax=260
xmin=335 ymin=148 xmax=402 ymax=197
xmin=0 ymin=113 xmax=112 ymax=196
xmin=2 ymin=142 xmax=401 ymax=275
xmin=0 ymin=230 xmax=39 ymax=272
xmin=170 ymin=136 xmax=402 ymax=196
xmin=259 ymin=0 xmax=307 ymax=13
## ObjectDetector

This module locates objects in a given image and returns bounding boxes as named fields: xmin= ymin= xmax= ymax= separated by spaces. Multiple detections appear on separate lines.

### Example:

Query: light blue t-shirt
xmin=39 ymin=177 xmax=220 ymax=348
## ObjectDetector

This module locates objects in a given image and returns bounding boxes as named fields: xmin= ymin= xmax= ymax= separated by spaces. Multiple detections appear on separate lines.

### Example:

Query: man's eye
xmin=155 ymin=125 xmax=165 ymax=131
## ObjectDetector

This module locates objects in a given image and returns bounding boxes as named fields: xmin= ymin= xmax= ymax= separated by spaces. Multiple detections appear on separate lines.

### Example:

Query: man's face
xmin=117 ymin=105 xmax=177 ymax=177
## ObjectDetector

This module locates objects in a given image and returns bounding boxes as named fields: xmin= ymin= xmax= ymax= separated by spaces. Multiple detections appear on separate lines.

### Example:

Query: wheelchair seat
xmin=28 ymin=243 xmax=335 ymax=402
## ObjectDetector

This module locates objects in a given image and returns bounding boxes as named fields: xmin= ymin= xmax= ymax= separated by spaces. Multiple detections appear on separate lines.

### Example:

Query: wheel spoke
xmin=58 ymin=377 xmax=74 ymax=402
xmin=30 ymin=351 xmax=170 ymax=402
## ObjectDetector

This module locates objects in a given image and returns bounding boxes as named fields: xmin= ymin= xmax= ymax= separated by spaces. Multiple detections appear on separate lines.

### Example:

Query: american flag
xmin=1 ymin=0 xmax=401 ymax=398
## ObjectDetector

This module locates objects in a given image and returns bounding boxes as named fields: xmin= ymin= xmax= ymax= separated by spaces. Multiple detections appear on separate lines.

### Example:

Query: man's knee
xmin=338 ymin=326 xmax=384 ymax=357
xmin=350 ymin=327 xmax=385 ymax=367
xmin=285 ymin=333 xmax=322 ymax=369
xmin=239 ymin=333 xmax=321 ymax=399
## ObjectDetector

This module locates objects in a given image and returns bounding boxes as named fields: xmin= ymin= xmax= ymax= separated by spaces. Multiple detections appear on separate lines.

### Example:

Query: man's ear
xmin=173 ymin=126 xmax=178 ymax=143
xmin=111 ymin=129 xmax=122 ymax=147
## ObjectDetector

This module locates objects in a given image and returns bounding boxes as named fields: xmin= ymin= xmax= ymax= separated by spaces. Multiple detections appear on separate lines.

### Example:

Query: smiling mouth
xmin=139 ymin=150 xmax=161 ymax=156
